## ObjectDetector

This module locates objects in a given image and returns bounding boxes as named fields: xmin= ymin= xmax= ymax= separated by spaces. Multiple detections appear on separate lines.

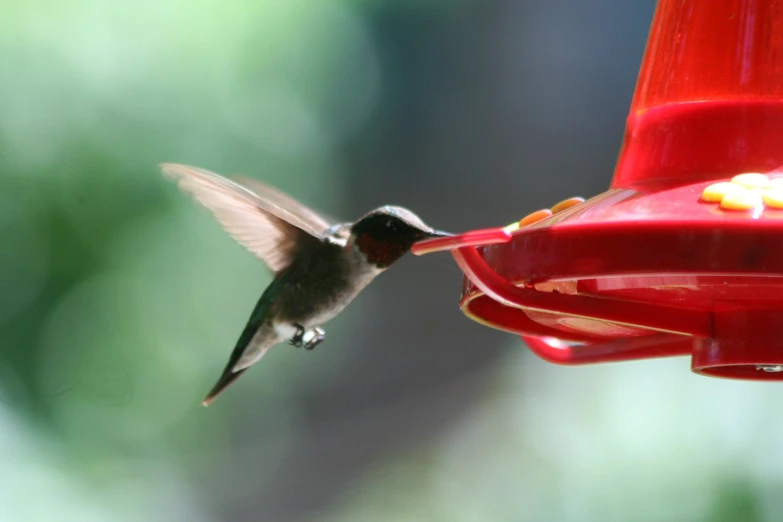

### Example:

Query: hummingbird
xmin=161 ymin=164 xmax=450 ymax=406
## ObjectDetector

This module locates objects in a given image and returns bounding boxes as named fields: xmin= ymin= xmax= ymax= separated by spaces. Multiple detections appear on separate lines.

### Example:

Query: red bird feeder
xmin=414 ymin=0 xmax=783 ymax=379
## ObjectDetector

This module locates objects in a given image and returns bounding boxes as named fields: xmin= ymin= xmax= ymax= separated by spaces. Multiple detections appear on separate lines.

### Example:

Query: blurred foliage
xmin=0 ymin=0 xmax=375 ymax=519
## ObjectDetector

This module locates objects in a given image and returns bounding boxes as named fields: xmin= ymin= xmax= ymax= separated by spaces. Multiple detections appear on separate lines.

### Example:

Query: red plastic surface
xmin=614 ymin=101 xmax=783 ymax=188
xmin=412 ymin=0 xmax=783 ymax=380
xmin=632 ymin=0 xmax=783 ymax=111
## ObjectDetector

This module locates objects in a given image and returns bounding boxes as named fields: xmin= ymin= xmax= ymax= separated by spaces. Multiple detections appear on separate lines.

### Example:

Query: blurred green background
xmin=2 ymin=0 xmax=782 ymax=521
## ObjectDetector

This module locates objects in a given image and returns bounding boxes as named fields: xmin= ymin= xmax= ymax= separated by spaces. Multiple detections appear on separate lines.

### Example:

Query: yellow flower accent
xmin=550 ymin=197 xmax=585 ymax=214
xmin=701 ymin=173 xmax=783 ymax=211
xmin=506 ymin=196 xmax=586 ymax=232
xmin=701 ymin=182 xmax=745 ymax=202
xmin=731 ymin=173 xmax=769 ymax=189
xmin=762 ymin=187 xmax=783 ymax=209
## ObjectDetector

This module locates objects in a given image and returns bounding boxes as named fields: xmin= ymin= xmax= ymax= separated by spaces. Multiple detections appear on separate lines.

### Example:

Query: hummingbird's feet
xmin=303 ymin=327 xmax=325 ymax=351
xmin=289 ymin=324 xmax=306 ymax=347
xmin=288 ymin=325 xmax=325 ymax=350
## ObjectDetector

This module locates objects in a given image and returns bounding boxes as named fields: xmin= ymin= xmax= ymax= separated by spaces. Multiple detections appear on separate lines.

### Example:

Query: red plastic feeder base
xmin=413 ymin=0 xmax=783 ymax=381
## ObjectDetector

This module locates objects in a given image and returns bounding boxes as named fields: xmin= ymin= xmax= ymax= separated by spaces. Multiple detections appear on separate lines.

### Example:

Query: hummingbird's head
xmin=350 ymin=206 xmax=450 ymax=268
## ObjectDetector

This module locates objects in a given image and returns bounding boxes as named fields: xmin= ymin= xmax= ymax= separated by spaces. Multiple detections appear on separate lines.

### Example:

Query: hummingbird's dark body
xmin=272 ymin=241 xmax=354 ymax=323
xmin=161 ymin=164 xmax=448 ymax=406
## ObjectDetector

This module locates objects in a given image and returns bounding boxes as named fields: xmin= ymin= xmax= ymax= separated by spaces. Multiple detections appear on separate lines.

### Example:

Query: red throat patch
xmin=355 ymin=233 xmax=408 ymax=268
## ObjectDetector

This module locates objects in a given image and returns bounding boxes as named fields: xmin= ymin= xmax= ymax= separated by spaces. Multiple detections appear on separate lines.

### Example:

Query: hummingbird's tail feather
xmin=201 ymin=335 xmax=276 ymax=406
xmin=202 ymin=367 xmax=247 ymax=407
xmin=201 ymin=293 xmax=279 ymax=407
xmin=201 ymin=329 xmax=277 ymax=406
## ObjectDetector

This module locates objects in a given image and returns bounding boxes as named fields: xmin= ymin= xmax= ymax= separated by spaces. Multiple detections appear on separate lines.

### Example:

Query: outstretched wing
xmin=231 ymin=175 xmax=334 ymax=233
xmin=161 ymin=163 xmax=332 ymax=274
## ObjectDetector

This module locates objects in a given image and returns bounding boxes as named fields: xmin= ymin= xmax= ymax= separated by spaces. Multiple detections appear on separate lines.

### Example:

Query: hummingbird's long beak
xmin=424 ymin=229 xmax=452 ymax=239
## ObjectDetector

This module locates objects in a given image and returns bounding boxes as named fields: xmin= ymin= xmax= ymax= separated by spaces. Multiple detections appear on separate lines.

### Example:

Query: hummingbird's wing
xmin=161 ymin=163 xmax=334 ymax=274
xmin=231 ymin=175 xmax=337 ymax=232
